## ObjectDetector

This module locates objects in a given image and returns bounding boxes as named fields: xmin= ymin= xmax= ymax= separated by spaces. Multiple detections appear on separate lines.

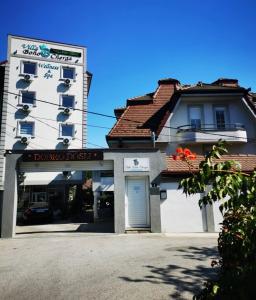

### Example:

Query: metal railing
xmin=177 ymin=123 xmax=245 ymax=132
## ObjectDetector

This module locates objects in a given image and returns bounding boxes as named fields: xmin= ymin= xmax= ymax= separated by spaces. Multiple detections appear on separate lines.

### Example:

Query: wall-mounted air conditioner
xmin=63 ymin=107 xmax=71 ymax=115
xmin=20 ymin=135 xmax=31 ymax=145
xmin=64 ymin=79 xmax=71 ymax=87
xmin=63 ymin=137 xmax=71 ymax=145
xmin=22 ymin=103 xmax=33 ymax=112
xmin=22 ymin=74 xmax=33 ymax=83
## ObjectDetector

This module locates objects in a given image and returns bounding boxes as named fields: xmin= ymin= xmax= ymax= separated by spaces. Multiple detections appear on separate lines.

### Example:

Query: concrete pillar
xmin=149 ymin=188 xmax=161 ymax=233
xmin=92 ymin=171 xmax=101 ymax=221
xmin=93 ymin=191 xmax=99 ymax=219
xmin=205 ymin=204 xmax=215 ymax=232
xmin=1 ymin=154 xmax=21 ymax=238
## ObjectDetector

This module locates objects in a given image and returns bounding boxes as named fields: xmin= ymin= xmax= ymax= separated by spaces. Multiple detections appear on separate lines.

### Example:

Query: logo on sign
xmin=39 ymin=44 xmax=50 ymax=57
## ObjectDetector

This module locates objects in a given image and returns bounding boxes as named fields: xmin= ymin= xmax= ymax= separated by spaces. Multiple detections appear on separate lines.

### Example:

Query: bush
xmin=178 ymin=141 xmax=256 ymax=299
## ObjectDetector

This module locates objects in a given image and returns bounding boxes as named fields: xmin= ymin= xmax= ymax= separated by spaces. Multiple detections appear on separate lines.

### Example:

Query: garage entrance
xmin=2 ymin=149 xmax=114 ymax=235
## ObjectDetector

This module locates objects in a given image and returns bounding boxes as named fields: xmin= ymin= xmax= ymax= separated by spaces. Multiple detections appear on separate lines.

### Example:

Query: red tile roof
xmin=107 ymin=78 xmax=254 ymax=141
xmin=107 ymin=80 xmax=179 ymax=139
xmin=163 ymin=154 xmax=256 ymax=175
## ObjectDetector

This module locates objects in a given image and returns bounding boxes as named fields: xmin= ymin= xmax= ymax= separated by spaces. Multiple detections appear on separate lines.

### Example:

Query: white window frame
xmin=17 ymin=121 xmax=35 ymax=137
xmin=20 ymin=60 xmax=38 ymax=77
xmin=188 ymin=105 xmax=203 ymax=129
xmin=60 ymin=66 xmax=76 ymax=81
xmin=59 ymin=94 xmax=75 ymax=109
xmin=19 ymin=90 xmax=36 ymax=106
xmin=213 ymin=106 xmax=229 ymax=130
xmin=59 ymin=123 xmax=75 ymax=139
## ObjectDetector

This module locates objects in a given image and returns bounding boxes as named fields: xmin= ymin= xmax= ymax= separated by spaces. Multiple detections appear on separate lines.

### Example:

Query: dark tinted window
xmin=23 ymin=62 xmax=37 ymax=75
xmin=61 ymin=124 xmax=74 ymax=137
xmin=62 ymin=95 xmax=74 ymax=108
xmin=21 ymin=91 xmax=35 ymax=104
xmin=63 ymin=67 xmax=74 ymax=79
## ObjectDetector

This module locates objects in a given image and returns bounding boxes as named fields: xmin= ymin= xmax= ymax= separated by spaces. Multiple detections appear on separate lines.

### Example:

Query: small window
xmin=62 ymin=67 xmax=75 ymax=79
xmin=60 ymin=124 xmax=74 ymax=137
xmin=215 ymin=107 xmax=227 ymax=129
xmin=21 ymin=91 xmax=36 ymax=105
xmin=19 ymin=122 xmax=34 ymax=136
xmin=61 ymin=95 xmax=75 ymax=108
xmin=22 ymin=61 xmax=37 ymax=75
xmin=189 ymin=106 xmax=202 ymax=129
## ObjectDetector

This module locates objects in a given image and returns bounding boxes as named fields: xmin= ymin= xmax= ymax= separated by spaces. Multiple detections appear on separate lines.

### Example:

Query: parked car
xmin=22 ymin=203 xmax=52 ymax=224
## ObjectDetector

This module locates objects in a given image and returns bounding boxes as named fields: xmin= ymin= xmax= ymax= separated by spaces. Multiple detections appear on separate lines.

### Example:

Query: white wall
xmin=160 ymin=182 xmax=205 ymax=232
xmin=157 ymin=94 xmax=256 ymax=155
xmin=5 ymin=35 xmax=87 ymax=150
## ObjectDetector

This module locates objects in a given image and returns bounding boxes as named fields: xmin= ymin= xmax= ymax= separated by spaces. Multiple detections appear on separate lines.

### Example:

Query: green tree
xmin=178 ymin=141 xmax=256 ymax=299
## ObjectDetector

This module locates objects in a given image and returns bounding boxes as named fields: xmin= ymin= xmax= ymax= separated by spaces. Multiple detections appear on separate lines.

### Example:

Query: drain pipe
xmin=151 ymin=131 xmax=156 ymax=148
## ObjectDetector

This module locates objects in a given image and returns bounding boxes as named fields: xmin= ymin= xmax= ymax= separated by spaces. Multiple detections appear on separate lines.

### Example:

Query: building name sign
xmin=21 ymin=43 xmax=82 ymax=62
xmin=22 ymin=151 xmax=103 ymax=162
xmin=124 ymin=158 xmax=150 ymax=172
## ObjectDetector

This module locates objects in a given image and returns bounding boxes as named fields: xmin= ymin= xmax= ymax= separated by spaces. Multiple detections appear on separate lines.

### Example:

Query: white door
xmin=126 ymin=177 xmax=150 ymax=228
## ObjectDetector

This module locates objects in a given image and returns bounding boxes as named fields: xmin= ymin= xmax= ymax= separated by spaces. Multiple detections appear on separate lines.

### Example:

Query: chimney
xmin=155 ymin=78 xmax=180 ymax=105
xmin=114 ymin=108 xmax=125 ymax=119
xmin=158 ymin=78 xmax=180 ymax=89
xmin=212 ymin=78 xmax=239 ymax=87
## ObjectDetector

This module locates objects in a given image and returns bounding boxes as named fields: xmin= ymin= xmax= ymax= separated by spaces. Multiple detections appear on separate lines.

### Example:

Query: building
xmin=1 ymin=68 xmax=256 ymax=237
xmin=0 ymin=35 xmax=91 ymax=216
xmin=107 ymin=77 xmax=256 ymax=233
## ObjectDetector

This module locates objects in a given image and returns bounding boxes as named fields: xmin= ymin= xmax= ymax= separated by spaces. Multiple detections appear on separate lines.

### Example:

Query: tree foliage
xmin=178 ymin=141 xmax=256 ymax=299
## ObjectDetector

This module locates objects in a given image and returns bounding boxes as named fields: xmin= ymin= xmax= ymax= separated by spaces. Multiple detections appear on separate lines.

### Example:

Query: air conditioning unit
xmin=63 ymin=137 xmax=71 ymax=145
xmin=22 ymin=103 xmax=33 ymax=112
xmin=63 ymin=107 xmax=71 ymax=115
xmin=23 ymin=74 xmax=33 ymax=83
xmin=64 ymin=79 xmax=71 ymax=87
xmin=20 ymin=135 xmax=30 ymax=145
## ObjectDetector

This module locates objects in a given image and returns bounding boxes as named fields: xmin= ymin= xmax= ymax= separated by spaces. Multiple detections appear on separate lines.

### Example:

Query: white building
xmin=107 ymin=77 xmax=256 ymax=233
xmin=0 ymin=34 xmax=91 ymax=208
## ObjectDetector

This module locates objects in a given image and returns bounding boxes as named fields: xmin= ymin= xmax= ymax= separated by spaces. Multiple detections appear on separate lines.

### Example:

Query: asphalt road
xmin=0 ymin=233 xmax=218 ymax=300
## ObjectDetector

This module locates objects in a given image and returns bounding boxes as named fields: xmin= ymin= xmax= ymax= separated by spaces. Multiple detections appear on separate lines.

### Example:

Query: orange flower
xmin=176 ymin=147 xmax=183 ymax=154
xmin=188 ymin=153 xmax=197 ymax=160
xmin=183 ymin=148 xmax=192 ymax=156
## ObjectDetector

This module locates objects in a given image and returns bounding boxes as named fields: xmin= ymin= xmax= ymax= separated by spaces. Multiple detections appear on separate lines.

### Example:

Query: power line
xmin=5 ymin=102 xmax=105 ymax=149
xmin=5 ymin=111 xmax=111 ymax=130
xmin=4 ymin=89 xmax=256 ymax=143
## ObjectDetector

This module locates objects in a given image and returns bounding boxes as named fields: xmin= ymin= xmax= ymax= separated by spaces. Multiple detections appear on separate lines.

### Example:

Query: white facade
xmin=0 ymin=35 xmax=89 ymax=188
xmin=158 ymin=92 xmax=256 ymax=233
xmin=158 ymin=94 xmax=256 ymax=155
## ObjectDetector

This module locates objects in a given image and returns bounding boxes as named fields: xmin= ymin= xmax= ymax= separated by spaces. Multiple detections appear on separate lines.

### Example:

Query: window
xmin=61 ymin=95 xmax=75 ymax=108
xmin=60 ymin=124 xmax=74 ymax=138
xmin=22 ymin=61 xmax=37 ymax=75
xmin=19 ymin=122 xmax=34 ymax=136
xmin=189 ymin=106 xmax=202 ymax=129
xmin=20 ymin=91 xmax=36 ymax=105
xmin=31 ymin=192 xmax=47 ymax=203
xmin=215 ymin=107 xmax=227 ymax=129
xmin=62 ymin=67 xmax=75 ymax=79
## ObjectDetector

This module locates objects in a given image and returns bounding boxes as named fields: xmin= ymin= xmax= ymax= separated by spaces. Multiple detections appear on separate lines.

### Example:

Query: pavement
xmin=0 ymin=233 xmax=218 ymax=300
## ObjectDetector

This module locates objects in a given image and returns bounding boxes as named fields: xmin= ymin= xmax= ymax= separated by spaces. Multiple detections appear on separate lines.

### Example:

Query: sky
xmin=1 ymin=0 xmax=256 ymax=148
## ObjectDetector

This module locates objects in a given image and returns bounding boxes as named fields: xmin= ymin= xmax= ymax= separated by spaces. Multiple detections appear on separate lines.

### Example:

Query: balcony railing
xmin=176 ymin=123 xmax=247 ymax=143
xmin=177 ymin=123 xmax=245 ymax=132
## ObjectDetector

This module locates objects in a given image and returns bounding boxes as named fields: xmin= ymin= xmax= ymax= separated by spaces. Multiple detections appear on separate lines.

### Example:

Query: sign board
xmin=124 ymin=158 xmax=150 ymax=172
xmin=22 ymin=150 xmax=103 ymax=162
xmin=10 ymin=37 xmax=84 ymax=64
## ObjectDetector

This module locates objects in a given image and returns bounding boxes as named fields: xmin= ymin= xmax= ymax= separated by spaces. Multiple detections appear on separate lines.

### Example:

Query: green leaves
xmin=185 ymin=141 xmax=256 ymax=299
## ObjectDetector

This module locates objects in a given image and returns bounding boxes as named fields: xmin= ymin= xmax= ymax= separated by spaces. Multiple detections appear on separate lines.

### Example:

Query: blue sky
xmin=1 ymin=0 xmax=256 ymax=148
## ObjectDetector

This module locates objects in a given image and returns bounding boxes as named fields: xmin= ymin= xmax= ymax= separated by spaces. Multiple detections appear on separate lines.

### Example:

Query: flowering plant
xmin=172 ymin=147 xmax=196 ymax=161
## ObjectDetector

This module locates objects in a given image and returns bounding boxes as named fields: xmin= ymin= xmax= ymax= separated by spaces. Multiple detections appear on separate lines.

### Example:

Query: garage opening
xmin=16 ymin=169 xmax=114 ymax=234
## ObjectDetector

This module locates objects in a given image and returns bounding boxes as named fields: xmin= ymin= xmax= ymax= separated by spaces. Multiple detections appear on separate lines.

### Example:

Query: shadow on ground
xmin=119 ymin=246 xmax=218 ymax=299
xmin=16 ymin=220 xmax=114 ymax=235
